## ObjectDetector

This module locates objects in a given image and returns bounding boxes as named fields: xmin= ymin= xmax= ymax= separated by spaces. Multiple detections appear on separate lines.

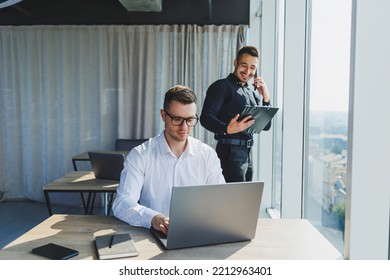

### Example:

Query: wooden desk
xmin=0 ymin=214 xmax=342 ymax=260
xmin=43 ymin=172 xmax=118 ymax=216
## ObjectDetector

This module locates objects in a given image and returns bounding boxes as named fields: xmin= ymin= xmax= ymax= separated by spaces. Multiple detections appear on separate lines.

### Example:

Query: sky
xmin=309 ymin=0 xmax=352 ymax=112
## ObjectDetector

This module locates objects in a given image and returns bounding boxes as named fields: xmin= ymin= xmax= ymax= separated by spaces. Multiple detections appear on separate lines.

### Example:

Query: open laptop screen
xmin=88 ymin=152 xmax=125 ymax=181
xmin=151 ymin=181 xmax=264 ymax=249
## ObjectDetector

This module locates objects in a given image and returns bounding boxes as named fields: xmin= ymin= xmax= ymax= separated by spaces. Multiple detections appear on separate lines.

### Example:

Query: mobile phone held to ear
xmin=32 ymin=243 xmax=79 ymax=260
xmin=253 ymin=70 xmax=258 ymax=89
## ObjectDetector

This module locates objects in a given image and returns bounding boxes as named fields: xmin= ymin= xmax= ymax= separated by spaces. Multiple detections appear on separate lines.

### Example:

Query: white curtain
xmin=0 ymin=24 xmax=247 ymax=204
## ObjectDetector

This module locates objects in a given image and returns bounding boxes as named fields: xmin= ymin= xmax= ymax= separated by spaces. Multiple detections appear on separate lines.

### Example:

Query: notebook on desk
xmin=88 ymin=151 xmax=125 ymax=181
xmin=150 ymin=181 xmax=264 ymax=250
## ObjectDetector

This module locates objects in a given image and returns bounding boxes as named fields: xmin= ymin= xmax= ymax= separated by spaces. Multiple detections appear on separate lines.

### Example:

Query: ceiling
xmin=0 ymin=0 xmax=250 ymax=25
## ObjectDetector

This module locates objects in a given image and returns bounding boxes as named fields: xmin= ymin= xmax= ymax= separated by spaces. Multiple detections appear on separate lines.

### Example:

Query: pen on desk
xmin=109 ymin=234 xmax=115 ymax=248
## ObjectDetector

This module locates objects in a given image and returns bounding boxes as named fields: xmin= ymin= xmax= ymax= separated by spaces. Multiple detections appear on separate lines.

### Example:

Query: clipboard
xmin=239 ymin=105 xmax=279 ymax=134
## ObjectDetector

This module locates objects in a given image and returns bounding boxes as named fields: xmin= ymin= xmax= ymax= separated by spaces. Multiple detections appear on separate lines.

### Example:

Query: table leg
xmin=85 ymin=192 xmax=92 ymax=214
xmin=89 ymin=192 xmax=96 ymax=214
xmin=84 ymin=192 xmax=97 ymax=215
xmin=107 ymin=192 xmax=116 ymax=216
xmin=80 ymin=192 xmax=87 ymax=212
xmin=72 ymin=159 xmax=78 ymax=171
xmin=44 ymin=190 xmax=53 ymax=216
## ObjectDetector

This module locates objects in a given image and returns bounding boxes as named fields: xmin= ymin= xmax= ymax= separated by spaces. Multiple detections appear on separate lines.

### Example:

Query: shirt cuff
xmin=262 ymin=100 xmax=271 ymax=106
xmin=143 ymin=208 xmax=161 ymax=228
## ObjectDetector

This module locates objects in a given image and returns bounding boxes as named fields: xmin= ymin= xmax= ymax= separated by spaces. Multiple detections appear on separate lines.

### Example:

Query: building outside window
xmin=303 ymin=0 xmax=352 ymax=254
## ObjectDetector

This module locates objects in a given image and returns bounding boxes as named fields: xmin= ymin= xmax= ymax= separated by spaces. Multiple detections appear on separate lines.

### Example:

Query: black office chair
xmin=115 ymin=138 xmax=149 ymax=151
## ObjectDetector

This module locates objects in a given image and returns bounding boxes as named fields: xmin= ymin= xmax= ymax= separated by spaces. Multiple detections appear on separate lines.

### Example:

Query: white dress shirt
xmin=112 ymin=132 xmax=225 ymax=228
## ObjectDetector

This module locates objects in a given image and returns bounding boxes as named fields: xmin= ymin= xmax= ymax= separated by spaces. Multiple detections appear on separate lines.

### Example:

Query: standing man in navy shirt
xmin=200 ymin=46 xmax=272 ymax=182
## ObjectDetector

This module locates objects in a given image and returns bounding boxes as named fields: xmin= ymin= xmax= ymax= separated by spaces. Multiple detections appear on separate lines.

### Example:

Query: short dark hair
xmin=163 ymin=85 xmax=197 ymax=111
xmin=236 ymin=46 xmax=259 ymax=61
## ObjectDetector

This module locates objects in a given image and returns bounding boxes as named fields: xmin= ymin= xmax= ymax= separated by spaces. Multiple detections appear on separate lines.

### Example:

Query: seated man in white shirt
xmin=112 ymin=85 xmax=225 ymax=235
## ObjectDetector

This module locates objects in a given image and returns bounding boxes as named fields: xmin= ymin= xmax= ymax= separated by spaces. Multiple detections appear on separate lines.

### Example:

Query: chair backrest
xmin=115 ymin=138 xmax=149 ymax=151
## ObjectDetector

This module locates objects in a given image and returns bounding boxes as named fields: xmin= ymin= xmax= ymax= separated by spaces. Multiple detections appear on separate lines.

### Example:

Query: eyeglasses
xmin=163 ymin=110 xmax=199 ymax=127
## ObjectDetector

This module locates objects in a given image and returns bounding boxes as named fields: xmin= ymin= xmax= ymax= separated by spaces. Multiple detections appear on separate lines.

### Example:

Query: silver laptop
xmin=151 ymin=181 xmax=264 ymax=249
xmin=88 ymin=151 xmax=125 ymax=181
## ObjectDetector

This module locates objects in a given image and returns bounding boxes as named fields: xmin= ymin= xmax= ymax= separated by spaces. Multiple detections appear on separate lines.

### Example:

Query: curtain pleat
xmin=0 ymin=24 xmax=247 ymax=203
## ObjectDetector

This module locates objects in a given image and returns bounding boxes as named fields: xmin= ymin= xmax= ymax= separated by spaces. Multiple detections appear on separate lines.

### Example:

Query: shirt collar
xmin=228 ymin=73 xmax=248 ymax=88
xmin=158 ymin=132 xmax=194 ymax=158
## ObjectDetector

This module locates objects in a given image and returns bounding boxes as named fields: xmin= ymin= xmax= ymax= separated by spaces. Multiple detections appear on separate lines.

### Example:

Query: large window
xmin=303 ymin=0 xmax=352 ymax=253
xmin=267 ymin=0 xmax=388 ymax=259
xmin=271 ymin=0 xmax=285 ymax=216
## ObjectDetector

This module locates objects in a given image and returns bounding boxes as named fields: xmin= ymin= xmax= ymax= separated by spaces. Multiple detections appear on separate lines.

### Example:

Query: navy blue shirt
xmin=200 ymin=73 xmax=270 ymax=140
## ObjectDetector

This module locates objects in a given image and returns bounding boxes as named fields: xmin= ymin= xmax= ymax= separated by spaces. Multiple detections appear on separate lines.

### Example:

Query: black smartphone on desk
xmin=32 ymin=243 xmax=79 ymax=260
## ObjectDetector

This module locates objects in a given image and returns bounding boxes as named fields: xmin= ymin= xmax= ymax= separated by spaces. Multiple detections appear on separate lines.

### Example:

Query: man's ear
xmin=233 ymin=59 xmax=238 ymax=68
xmin=160 ymin=109 xmax=166 ymax=122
